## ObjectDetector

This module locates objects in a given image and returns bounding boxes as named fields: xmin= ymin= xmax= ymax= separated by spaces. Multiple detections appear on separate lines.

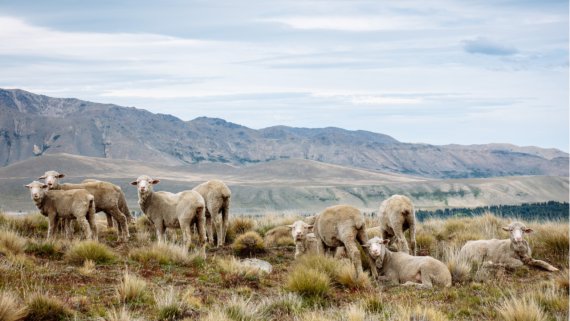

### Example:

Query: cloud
xmin=261 ymin=15 xmax=434 ymax=32
xmin=463 ymin=37 xmax=518 ymax=56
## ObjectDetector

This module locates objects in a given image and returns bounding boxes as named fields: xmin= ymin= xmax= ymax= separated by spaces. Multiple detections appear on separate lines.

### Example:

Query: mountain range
xmin=0 ymin=88 xmax=568 ymax=179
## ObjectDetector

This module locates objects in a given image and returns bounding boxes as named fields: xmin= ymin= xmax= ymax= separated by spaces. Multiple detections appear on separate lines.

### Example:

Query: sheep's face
xmin=130 ymin=175 xmax=160 ymax=195
xmin=503 ymin=222 xmax=532 ymax=244
xmin=363 ymin=237 xmax=389 ymax=265
xmin=25 ymin=181 xmax=48 ymax=202
xmin=38 ymin=170 xmax=65 ymax=189
xmin=288 ymin=220 xmax=313 ymax=242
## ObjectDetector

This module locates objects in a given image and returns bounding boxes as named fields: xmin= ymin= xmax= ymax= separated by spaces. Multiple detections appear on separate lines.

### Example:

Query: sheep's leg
xmin=179 ymin=217 xmax=193 ymax=249
xmin=526 ymin=259 xmax=559 ymax=272
xmin=419 ymin=266 xmax=434 ymax=288
xmin=408 ymin=220 xmax=417 ymax=256
xmin=221 ymin=197 xmax=230 ymax=246
xmin=47 ymin=213 xmax=57 ymax=239
xmin=78 ymin=217 xmax=92 ymax=240
xmin=215 ymin=214 xmax=224 ymax=247
xmin=155 ymin=220 xmax=166 ymax=243
xmin=344 ymin=241 xmax=364 ymax=276
xmin=196 ymin=207 xmax=207 ymax=246
xmin=205 ymin=212 xmax=214 ymax=245
xmin=392 ymin=225 xmax=410 ymax=254
xmin=334 ymin=247 xmax=346 ymax=258
xmin=109 ymin=207 xmax=129 ymax=241
xmin=105 ymin=213 xmax=114 ymax=228
xmin=501 ymin=257 xmax=524 ymax=270
xmin=87 ymin=209 xmax=98 ymax=241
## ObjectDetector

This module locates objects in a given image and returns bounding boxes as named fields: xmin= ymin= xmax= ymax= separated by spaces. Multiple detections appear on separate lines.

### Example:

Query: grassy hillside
xmin=0 ymin=211 xmax=567 ymax=321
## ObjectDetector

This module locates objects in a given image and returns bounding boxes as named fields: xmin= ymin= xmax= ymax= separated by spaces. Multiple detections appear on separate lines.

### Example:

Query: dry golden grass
xmin=78 ymin=259 xmax=96 ymax=276
xmin=0 ymin=229 xmax=27 ymax=256
xmin=65 ymin=240 xmax=116 ymax=264
xmin=0 ymin=290 xmax=27 ymax=321
xmin=232 ymin=231 xmax=265 ymax=256
xmin=117 ymin=271 xmax=150 ymax=305
xmin=286 ymin=267 xmax=331 ymax=298
xmin=397 ymin=305 xmax=450 ymax=321
xmin=24 ymin=293 xmax=74 ymax=321
xmin=106 ymin=306 xmax=141 ymax=321
xmin=496 ymin=295 xmax=547 ymax=321
xmin=129 ymin=242 xmax=203 ymax=266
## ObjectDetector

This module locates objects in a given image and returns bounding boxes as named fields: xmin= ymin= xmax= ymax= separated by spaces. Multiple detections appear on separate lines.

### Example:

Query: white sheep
xmin=131 ymin=175 xmax=206 ymax=247
xmin=458 ymin=222 xmax=558 ymax=272
xmin=25 ymin=181 xmax=97 ymax=240
xmin=312 ymin=205 xmax=377 ymax=277
xmin=192 ymin=180 xmax=231 ymax=247
xmin=377 ymin=195 xmax=417 ymax=255
xmin=364 ymin=237 xmax=451 ymax=288
xmin=82 ymin=178 xmax=133 ymax=226
xmin=288 ymin=220 xmax=347 ymax=259
xmin=39 ymin=171 xmax=130 ymax=241
xmin=264 ymin=225 xmax=293 ymax=247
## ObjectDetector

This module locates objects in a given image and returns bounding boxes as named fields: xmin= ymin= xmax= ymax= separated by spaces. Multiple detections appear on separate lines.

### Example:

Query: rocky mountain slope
xmin=1 ymin=88 xmax=567 ymax=178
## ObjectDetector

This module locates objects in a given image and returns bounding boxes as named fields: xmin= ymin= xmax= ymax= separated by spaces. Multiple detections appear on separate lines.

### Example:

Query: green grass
xmin=65 ymin=240 xmax=116 ymax=264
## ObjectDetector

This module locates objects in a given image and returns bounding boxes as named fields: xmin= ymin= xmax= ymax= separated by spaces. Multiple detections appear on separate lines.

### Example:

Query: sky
xmin=0 ymin=0 xmax=568 ymax=151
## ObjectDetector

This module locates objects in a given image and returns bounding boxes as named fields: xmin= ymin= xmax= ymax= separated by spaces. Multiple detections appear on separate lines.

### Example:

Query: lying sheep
xmin=25 ymin=181 xmax=97 ymax=240
xmin=192 ymin=180 xmax=231 ymax=247
xmin=364 ymin=237 xmax=451 ymax=288
xmin=312 ymin=205 xmax=376 ymax=277
xmin=377 ymin=195 xmax=417 ymax=255
xmin=39 ymin=171 xmax=130 ymax=241
xmin=264 ymin=225 xmax=294 ymax=247
xmin=131 ymin=175 xmax=206 ymax=247
xmin=82 ymin=179 xmax=133 ymax=226
xmin=458 ymin=222 xmax=558 ymax=272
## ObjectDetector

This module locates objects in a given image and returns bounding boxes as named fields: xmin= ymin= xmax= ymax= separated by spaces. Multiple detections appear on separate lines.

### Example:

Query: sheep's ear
xmin=57 ymin=173 xmax=65 ymax=178
xmin=38 ymin=175 xmax=46 ymax=180
xmin=307 ymin=224 xmax=314 ymax=231
xmin=524 ymin=228 xmax=533 ymax=234
xmin=151 ymin=179 xmax=160 ymax=185
xmin=286 ymin=224 xmax=294 ymax=229
xmin=361 ymin=243 xmax=369 ymax=248
xmin=501 ymin=226 xmax=510 ymax=231
xmin=24 ymin=184 xmax=32 ymax=189
xmin=130 ymin=181 xmax=138 ymax=186
xmin=41 ymin=184 xmax=48 ymax=189
xmin=382 ymin=239 xmax=390 ymax=245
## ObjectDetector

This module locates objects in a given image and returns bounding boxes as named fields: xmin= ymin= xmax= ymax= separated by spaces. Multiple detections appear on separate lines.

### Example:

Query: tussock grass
xmin=496 ymin=295 xmax=547 ymax=321
xmin=117 ymin=272 xmax=150 ymax=305
xmin=260 ymin=292 xmax=304 ymax=319
xmin=129 ymin=242 xmax=203 ymax=267
xmin=397 ymin=305 xmax=449 ymax=321
xmin=232 ymin=231 xmax=265 ymax=256
xmin=223 ymin=295 xmax=261 ymax=321
xmin=286 ymin=267 xmax=330 ymax=298
xmin=135 ymin=216 xmax=154 ymax=235
xmin=217 ymin=257 xmax=265 ymax=287
xmin=78 ymin=259 xmax=96 ymax=276
xmin=25 ymin=239 xmax=65 ymax=259
xmin=25 ymin=293 xmax=74 ymax=321
xmin=529 ymin=222 xmax=569 ymax=260
xmin=226 ymin=217 xmax=255 ymax=243
xmin=443 ymin=246 xmax=471 ymax=284
xmin=531 ymin=283 xmax=569 ymax=318
xmin=1 ymin=213 xmax=48 ymax=237
xmin=0 ymin=229 xmax=27 ymax=255
xmin=255 ymin=213 xmax=300 ymax=237
xmin=106 ymin=306 xmax=141 ymax=321
xmin=65 ymin=240 xmax=116 ymax=264
xmin=154 ymin=286 xmax=191 ymax=321
xmin=334 ymin=260 xmax=372 ymax=290
xmin=415 ymin=230 xmax=437 ymax=254
xmin=0 ymin=290 xmax=27 ymax=321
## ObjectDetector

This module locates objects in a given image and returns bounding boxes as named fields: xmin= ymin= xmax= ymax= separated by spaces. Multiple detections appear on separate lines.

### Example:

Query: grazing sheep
xmin=39 ymin=171 xmax=130 ymax=241
xmin=82 ymin=179 xmax=134 ymax=226
xmin=192 ymin=180 xmax=231 ymax=247
xmin=288 ymin=220 xmax=347 ymax=259
xmin=264 ymin=225 xmax=293 ymax=247
xmin=364 ymin=237 xmax=451 ymax=288
xmin=458 ymin=222 xmax=558 ymax=272
xmin=25 ymin=181 xmax=97 ymax=240
xmin=377 ymin=195 xmax=417 ymax=255
xmin=131 ymin=175 xmax=206 ymax=247
xmin=312 ymin=205 xmax=376 ymax=277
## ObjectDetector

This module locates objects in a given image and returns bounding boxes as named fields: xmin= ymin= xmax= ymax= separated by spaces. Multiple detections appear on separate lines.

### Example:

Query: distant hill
xmin=1 ymin=154 xmax=567 ymax=213
xmin=0 ymin=88 xmax=567 ymax=178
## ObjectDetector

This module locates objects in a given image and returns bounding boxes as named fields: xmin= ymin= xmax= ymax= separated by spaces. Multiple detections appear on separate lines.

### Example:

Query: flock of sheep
xmin=24 ymin=171 xmax=559 ymax=289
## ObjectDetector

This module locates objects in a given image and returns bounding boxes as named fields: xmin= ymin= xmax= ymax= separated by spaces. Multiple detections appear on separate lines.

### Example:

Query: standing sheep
xmin=39 ymin=171 xmax=130 ymax=241
xmin=458 ymin=222 xmax=558 ymax=272
xmin=192 ymin=180 xmax=231 ymax=247
xmin=82 ymin=178 xmax=133 ymax=226
xmin=131 ymin=175 xmax=206 ymax=247
xmin=25 ymin=181 xmax=97 ymax=240
xmin=377 ymin=195 xmax=417 ymax=255
xmin=364 ymin=237 xmax=451 ymax=288
xmin=312 ymin=205 xmax=376 ymax=277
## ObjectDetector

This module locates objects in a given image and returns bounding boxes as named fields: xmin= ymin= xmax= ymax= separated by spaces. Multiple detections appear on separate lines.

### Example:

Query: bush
xmin=0 ymin=229 xmax=27 ymax=256
xmin=286 ymin=267 xmax=330 ymax=298
xmin=0 ymin=290 xmax=27 ymax=321
xmin=24 ymin=293 xmax=74 ymax=321
xmin=129 ymin=242 xmax=203 ymax=267
xmin=226 ymin=217 xmax=255 ymax=243
xmin=232 ymin=231 xmax=265 ymax=256
xmin=117 ymin=272 xmax=150 ymax=305
xmin=65 ymin=240 xmax=116 ymax=264
xmin=496 ymin=295 xmax=547 ymax=321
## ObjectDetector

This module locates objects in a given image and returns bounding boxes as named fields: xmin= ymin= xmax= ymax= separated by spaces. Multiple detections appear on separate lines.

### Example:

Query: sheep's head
xmin=502 ymin=222 xmax=532 ymax=244
xmin=25 ymin=181 xmax=48 ymax=202
xmin=287 ymin=220 xmax=313 ymax=242
xmin=38 ymin=170 xmax=65 ymax=189
xmin=363 ymin=237 xmax=389 ymax=267
xmin=130 ymin=175 xmax=160 ymax=195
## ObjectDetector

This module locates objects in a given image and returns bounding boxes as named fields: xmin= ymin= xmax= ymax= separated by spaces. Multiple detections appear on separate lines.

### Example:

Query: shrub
xmin=0 ymin=229 xmax=27 ymax=256
xmin=232 ymin=231 xmax=265 ymax=256
xmin=0 ymin=290 xmax=27 ymax=321
xmin=226 ymin=217 xmax=255 ymax=243
xmin=117 ymin=272 xmax=150 ymax=305
xmin=24 ymin=293 xmax=74 ymax=321
xmin=286 ymin=267 xmax=330 ymax=298
xmin=496 ymin=295 xmax=546 ymax=321
xmin=65 ymin=240 xmax=116 ymax=264
xmin=129 ymin=242 xmax=203 ymax=267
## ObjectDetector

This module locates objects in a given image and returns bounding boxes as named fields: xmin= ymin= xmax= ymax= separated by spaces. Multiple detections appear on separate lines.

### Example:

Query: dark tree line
xmin=415 ymin=201 xmax=569 ymax=222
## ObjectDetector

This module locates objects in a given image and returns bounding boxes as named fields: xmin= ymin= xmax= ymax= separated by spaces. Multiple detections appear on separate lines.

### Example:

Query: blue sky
xmin=0 ymin=0 xmax=568 ymax=151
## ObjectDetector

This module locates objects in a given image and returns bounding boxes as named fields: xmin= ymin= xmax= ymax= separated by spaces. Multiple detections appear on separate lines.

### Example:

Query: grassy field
xmin=0 ymin=211 xmax=567 ymax=321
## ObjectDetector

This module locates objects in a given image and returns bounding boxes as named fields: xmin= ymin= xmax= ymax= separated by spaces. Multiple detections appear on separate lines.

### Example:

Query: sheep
xmin=39 ymin=171 xmax=130 ymax=241
xmin=377 ymin=195 xmax=417 ymax=255
xmin=363 ymin=237 xmax=451 ymax=288
xmin=192 ymin=180 xmax=231 ymax=247
xmin=131 ymin=175 xmax=206 ymax=247
xmin=264 ymin=225 xmax=293 ymax=247
xmin=288 ymin=220 xmax=347 ymax=259
xmin=25 ymin=181 xmax=97 ymax=240
xmin=312 ymin=205 xmax=377 ymax=277
xmin=458 ymin=222 xmax=558 ymax=272
xmin=82 ymin=179 xmax=133 ymax=226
